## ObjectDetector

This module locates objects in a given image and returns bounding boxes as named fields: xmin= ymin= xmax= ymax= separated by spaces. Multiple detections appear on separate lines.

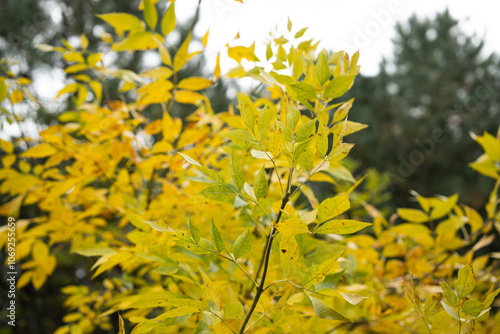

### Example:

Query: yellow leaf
xmin=81 ymin=34 xmax=89 ymax=50
xmin=280 ymin=235 xmax=299 ymax=277
xmin=2 ymin=154 xmax=16 ymax=168
xmin=137 ymin=80 xmax=173 ymax=105
xmin=56 ymin=83 xmax=80 ymax=98
xmin=97 ymin=13 xmax=144 ymax=35
xmin=63 ymin=51 xmax=85 ymax=63
xmin=143 ymin=0 xmax=158 ymax=30
xmin=19 ymin=160 xmax=31 ymax=173
xmin=10 ymin=89 xmax=24 ymax=104
xmin=174 ymin=90 xmax=203 ymax=104
xmin=202 ymin=29 xmax=209 ymax=47
xmin=65 ymin=64 xmax=89 ymax=74
xmin=173 ymin=33 xmax=191 ymax=72
xmin=21 ymin=143 xmax=58 ymax=158
xmin=397 ymin=208 xmax=428 ymax=223
xmin=0 ymin=138 xmax=14 ymax=154
xmin=200 ymin=269 xmax=222 ymax=310
xmin=0 ymin=195 xmax=23 ymax=218
xmin=145 ymin=119 xmax=162 ymax=135
xmin=89 ymin=80 xmax=102 ymax=103
xmin=275 ymin=218 xmax=309 ymax=237
xmin=177 ymin=77 xmax=213 ymax=91
xmin=114 ymin=32 xmax=162 ymax=52
xmin=215 ymin=53 xmax=221 ymax=80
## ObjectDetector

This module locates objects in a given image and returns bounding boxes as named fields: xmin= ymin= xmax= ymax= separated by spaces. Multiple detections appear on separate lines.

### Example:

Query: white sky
xmin=177 ymin=0 xmax=500 ymax=76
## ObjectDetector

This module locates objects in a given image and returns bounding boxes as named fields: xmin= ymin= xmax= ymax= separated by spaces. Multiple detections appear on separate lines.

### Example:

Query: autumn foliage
xmin=1 ymin=1 xmax=499 ymax=334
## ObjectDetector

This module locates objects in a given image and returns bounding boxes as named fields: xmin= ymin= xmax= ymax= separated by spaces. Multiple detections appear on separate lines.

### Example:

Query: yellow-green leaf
xmin=302 ymin=251 xmax=343 ymax=287
xmin=199 ymin=184 xmax=236 ymax=202
xmin=308 ymin=295 xmax=351 ymax=321
xmin=454 ymin=264 xmax=476 ymax=299
xmin=253 ymin=166 xmax=268 ymax=199
xmin=118 ymin=314 xmax=125 ymax=334
xmin=225 ymin=302 xmax=244 ymax=319
xmin=210 ymin=219 xmax=225 ymax=253
xmin=315 ymin=219 xmax=371 ymax=235
xmin=230 ymin=150 xmax=245 ymax=191
xmin=143 ymin=0 xmax=157 ymax=30
xmin=226 ymin=129 xmax=256 ymax=148
xmin=161 ymin=3 xmax=176 ymax=36
xmin=233 ymin=230 xmax=251 ymax=260
xmin=323 ymin=75 xmax=355 ymax=99
xmin=317 ymin=195 xmax=350 ymax=223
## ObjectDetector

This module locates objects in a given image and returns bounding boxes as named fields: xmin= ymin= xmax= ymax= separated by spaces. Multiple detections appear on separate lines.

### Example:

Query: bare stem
xmin=238 ymin=168 xmax=293 ymax=334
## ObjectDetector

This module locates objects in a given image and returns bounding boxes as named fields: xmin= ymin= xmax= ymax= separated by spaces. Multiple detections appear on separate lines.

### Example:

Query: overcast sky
xmin=175 ymin=0 xmax=500 ymax=76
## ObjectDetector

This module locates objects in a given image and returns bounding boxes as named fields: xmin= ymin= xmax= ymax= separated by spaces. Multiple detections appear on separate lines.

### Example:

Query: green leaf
xmin=237 ymin=93 xmax=257 ymax=131
xmin=454 ymin=264 xmax=476 ymax=299
xmin=315 ymin=220 xmax=371 ymax=235
xmin=462 ymin=299 xmax=485 ymax=317
xmin=199 ymin=184 xmax=237 ymax=202
xmin=253 ymin=166 xmax=268 ymax=199
xmin=295 ymin=119 xmax=316 ymax=142
xmin=397 ymin=208 xmax=429 ymax=223
xmin=161 ymin=3 xmax=175 ymax=36
xmin=233 ymin=230 xmax=251 ymax=260
xmin=287 ymin=103 xmax=301 ymax=132
xmin=210 ymin=219 xmax=225 ymax=253
xmin=317 ymin=195 xmax=350 ymax=223
xmin=226 ymin=129 xmax=256 ymax=148
xmin=143 ymin=0 xmax=157 ymax=30
xmin=323 ymin=75 xmax=355 ymax=99
xmin=230 ymin=151 xmax=245 ymax=191
xmin=302 ymin=251 xmax=343 ymax=287
xmin=187 ymin=217 xmax=200 ymax=244
xmin=289 ymin=82 xmax=317 ymax=100
xmin=316 ymin=50 xmax=330 ymax=85
xmin=440 ymin=282 xmax=458 ymax=308
xmin=307 ymin=295 xmax=351 ymax=321
xmin=173 ymin=33 xmax=191 ymax=72
xmin=224 ymin=302 xmax=244 ymax=319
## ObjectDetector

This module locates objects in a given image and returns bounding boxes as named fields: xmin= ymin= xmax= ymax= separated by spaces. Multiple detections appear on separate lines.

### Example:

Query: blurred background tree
xmin=348 ymin=9 xmax=500 ymax=210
